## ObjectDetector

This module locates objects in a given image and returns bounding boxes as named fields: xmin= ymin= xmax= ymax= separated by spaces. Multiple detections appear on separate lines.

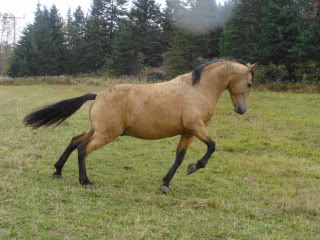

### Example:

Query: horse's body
xmin=92 ymin=75 xmax=214 ymax=140
xmin=24 ymin=60 xmax=256 ymax=193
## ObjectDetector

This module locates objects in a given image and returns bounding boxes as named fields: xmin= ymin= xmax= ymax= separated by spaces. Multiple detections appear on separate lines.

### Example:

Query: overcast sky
xmin=1 ymin=0 xmax=225 ymax=38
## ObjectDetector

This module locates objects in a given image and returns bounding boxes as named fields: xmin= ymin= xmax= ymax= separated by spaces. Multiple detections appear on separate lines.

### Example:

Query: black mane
xmin=192 ymin=59 xmax=247 ymax=85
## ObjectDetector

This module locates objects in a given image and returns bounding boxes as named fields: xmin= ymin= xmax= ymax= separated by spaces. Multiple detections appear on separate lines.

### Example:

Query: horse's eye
xmin=247 ymin=83 xmax=252 ymax=88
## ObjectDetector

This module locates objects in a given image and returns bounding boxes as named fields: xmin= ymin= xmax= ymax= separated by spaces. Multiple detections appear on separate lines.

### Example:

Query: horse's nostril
xmin=234 ymin=104 xmax=247 ymax=115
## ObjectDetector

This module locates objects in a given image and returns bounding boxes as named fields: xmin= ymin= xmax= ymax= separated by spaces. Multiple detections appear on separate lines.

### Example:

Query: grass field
xmin=0 ymin=84 xmax=320 ymax=240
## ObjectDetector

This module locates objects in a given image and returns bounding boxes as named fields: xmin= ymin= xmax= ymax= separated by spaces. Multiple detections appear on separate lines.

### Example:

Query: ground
xmin=0 ymin=85 xmax=320 ymax=240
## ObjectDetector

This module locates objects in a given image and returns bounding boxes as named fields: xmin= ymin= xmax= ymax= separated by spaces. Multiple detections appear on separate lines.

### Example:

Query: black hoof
xmin=186 ymin=163 xmax=197 ymax=175
xmin=84 ymin=184 xmax=95 ymax=190
xmin=80 ymin=179 xmax=95 ymax=189
xmin=53 ymin=172 xmax=61 ymax=179
xmin=160 ymin=185 xmax=170 ymax=194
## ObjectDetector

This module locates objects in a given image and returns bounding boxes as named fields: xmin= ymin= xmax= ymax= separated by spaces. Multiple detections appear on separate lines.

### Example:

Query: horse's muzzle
xmin=234 ymin=104 xmax=247 ymax=115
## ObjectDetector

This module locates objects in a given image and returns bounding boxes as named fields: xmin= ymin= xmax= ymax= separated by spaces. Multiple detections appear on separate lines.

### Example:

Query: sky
xmin=1 ymin=0 xmax=225 ymax=38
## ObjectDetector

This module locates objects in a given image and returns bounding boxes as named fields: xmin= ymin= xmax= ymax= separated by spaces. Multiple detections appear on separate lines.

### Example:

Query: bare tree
xmin=0 ymin=13 xmax=17 ymax=75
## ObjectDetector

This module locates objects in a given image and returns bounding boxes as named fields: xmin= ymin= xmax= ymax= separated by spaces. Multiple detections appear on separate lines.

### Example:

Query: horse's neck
xmin=198 ymin=64 xmax=231 ymax=101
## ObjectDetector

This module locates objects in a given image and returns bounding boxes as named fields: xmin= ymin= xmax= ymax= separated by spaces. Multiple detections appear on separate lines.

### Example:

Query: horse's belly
xmin=126 ymin=121 xmax=182 ymax=140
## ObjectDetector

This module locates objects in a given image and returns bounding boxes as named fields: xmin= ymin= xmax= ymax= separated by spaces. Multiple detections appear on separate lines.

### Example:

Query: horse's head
xmin=227 ymin=63 xmax=257 ymax=115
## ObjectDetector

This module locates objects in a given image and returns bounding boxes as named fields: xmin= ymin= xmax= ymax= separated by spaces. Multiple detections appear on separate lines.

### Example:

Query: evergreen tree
xmin=104 ymin=0 xmax=128 ymax=54
xmin=83 ymin=0 xmax=108 ymax=72
xmin=9 ymin=4 xmax=68 ymax=76
xmin=47 ymin=5 xmax=68 ymax=75
xmin=291 ymin=4 xmax=320 ymax=63
xmin=161 ymin=0 xmax=182 ymax=48
xmin=66 ymin=7 xmax=87 ymax=74
xmin=83 ymin=0 xmax=128 ymax=72
xmin=256 ymin=0 xmax=301 ymax=67
xmin=109 ymin=21 xmax=142 ymax=76
xmin=176 ymin=0 xmax=220 ymax=33
xmin=164 ymin=31 xmax=210 ymax=78
xmin=129 ymin=0 xmax=164 ymax=67
xmin=221 ymin=0 xmax=266 ymax=62
xmin=291 ymin=14 xmax=320 ymax=82
xmin=8 ymin=26 xmax=33 ymax=77
xmin=30 ymin=5 xmax=52 ymax=75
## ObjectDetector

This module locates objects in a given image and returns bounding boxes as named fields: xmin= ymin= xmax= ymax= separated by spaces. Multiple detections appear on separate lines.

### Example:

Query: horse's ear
xmin=249 ymin=63 xmax=258 ymax=72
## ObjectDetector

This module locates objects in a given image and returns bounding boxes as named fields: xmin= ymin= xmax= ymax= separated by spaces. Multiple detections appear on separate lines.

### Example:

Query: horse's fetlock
xmin=197 ymin=162 xmax=206 ymax=169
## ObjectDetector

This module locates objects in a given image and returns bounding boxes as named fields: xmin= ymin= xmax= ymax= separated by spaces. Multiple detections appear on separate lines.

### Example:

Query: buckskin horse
xmin=23 ymin=60 xmax=256 ymax=193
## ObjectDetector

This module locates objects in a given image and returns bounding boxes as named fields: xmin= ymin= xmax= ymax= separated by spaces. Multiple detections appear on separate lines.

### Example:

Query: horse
xmin=23 ymin=60 xmax=256 ymax=194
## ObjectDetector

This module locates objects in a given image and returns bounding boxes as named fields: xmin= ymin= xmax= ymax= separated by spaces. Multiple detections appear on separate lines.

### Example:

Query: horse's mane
xmin=192 ymin=59 xmax=247 ymax=85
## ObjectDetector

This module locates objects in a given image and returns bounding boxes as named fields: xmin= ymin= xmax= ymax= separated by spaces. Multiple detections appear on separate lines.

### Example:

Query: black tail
xmin=23 ymin=93 xmax=97 ymax=129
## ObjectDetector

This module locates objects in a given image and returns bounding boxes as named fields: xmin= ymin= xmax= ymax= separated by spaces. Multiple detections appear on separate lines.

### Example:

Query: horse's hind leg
xmin=160 ymin=134 xmax=193 ymax=194
xmin=53 ymin=129 xmax=94 ymax=178
xmin=77 ymin=132 xmax=115 ymax=188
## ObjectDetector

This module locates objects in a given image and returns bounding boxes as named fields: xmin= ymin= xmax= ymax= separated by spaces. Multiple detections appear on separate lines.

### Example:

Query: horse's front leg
xmin=186 ymin=124 xmax=216 ymax=175
xmin=160 ymin=134 xmax=193 ymax=194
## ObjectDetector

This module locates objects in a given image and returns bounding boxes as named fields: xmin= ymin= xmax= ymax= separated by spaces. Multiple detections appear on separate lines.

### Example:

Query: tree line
xmin=7 ymin=0 xmax=320 ymax=83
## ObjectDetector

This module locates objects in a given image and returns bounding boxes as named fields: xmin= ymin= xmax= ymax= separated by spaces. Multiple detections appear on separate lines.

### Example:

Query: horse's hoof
xmin=53 ymin=172 xmax=61 ymax=179
xmin=186 ymin=163 xmax=197 ymax=175
xmin=160 ymin=185 xmax=170 ymax=194
xmin=85 ymin=184 xmax=95 ymax=190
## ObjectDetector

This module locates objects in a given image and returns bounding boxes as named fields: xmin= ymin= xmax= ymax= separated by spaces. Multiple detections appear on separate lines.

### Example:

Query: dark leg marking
xmin=53 ymin=133 xmax=85 ymax=178
xmin=161 ymin=149 xmax=187 ymax=194
xmin=77 ymin=142 xmax=94 ymax=189
xmin=186 ymin=139 xmax=215 ymax=175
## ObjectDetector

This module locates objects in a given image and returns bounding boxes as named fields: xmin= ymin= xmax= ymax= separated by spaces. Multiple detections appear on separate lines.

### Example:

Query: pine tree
xmin=176 ymin=0 xmax=220 ymax=33
xmin=161 ymin=0 xmax=180 ymax=48
xmin=8 ymin=26 xmax=33 ymax=77
xmin=66 ymin=6 xmax=87 ymax=74
xmin=30 ymin=5 xmax=52 ymax=75
xmin=129 ymin=0 xmax=164 ymax=67
xmin=104 ymin=0 xmax=128 ymax=54
xmin=47 ymin=5 xmax=68 ymax=75
xmin=291 ymin=14 xmax=320 ymax=82
xmin=109 ymin=21 xmax=142 ymax=76
xmin=221 ymin=0 xmax=266 ymax=62
xmin=83 ymin=0 xmax=128 ymax=72
xmin=83 ymin=0 xmax=108 ymax=72
xmin=296 ymin=17 xmax=320 ymax=62
xmin=164 ymin=31 xmax=210 ymax=78
xmin=256 ymin=0 xmax=301 ymax=67
xmin=9 ymin=4 xmax=68 ymax=76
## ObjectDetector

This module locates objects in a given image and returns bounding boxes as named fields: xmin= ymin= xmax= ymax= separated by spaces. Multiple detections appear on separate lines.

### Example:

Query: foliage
xmin=65 ymin=7 xmax=87 ymax=74
xmin=108 ymin=21 xmax=143 ymax=76
xmin=8 ymin=4 xmax=68 ymax=77
xmin=163 ymin=31 xmax=210 ymax=78
xmin=294 ymin=61 xmax=320 ymax=83
xmin=6 ymin=0 xmax=320 ymax=82
xmin=221 ymin=0 xmax=266 ymax=62
xmin=253 ymin=65 xmax=267 ymax=83
xmin=256 ymin=0 xmax=301 ymax=68
xmin=129 ymin=0 xmax=164 ymax=67
xmin=163 ymin=0 xmax=225 ymax=78
xmin=254 ymin=64 xmax=289 ymax=83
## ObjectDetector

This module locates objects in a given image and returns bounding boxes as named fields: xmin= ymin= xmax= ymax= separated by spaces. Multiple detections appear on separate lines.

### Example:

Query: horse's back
xmin=90 ymin=79 xmax=193 ymax=139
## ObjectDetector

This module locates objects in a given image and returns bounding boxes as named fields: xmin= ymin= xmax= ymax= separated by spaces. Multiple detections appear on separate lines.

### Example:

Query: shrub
xmin=254 ymin=65 xmax=267 ymax=83
xmin=265 ymin=64 xmax=289 ymax=82
xmin=294 ymin=61 xmax=320 ymax=83
xmin=254 ymin=64 xmax=288 ymax=83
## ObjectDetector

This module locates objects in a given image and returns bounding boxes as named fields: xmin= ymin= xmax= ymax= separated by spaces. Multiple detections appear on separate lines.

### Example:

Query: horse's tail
xmin=23 ymin=93 xmax=97 ymax=129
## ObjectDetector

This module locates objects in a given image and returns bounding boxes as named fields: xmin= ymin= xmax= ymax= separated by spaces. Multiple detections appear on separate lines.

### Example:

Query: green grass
xmin=1 ymin=85 xmax=320 ymax=240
